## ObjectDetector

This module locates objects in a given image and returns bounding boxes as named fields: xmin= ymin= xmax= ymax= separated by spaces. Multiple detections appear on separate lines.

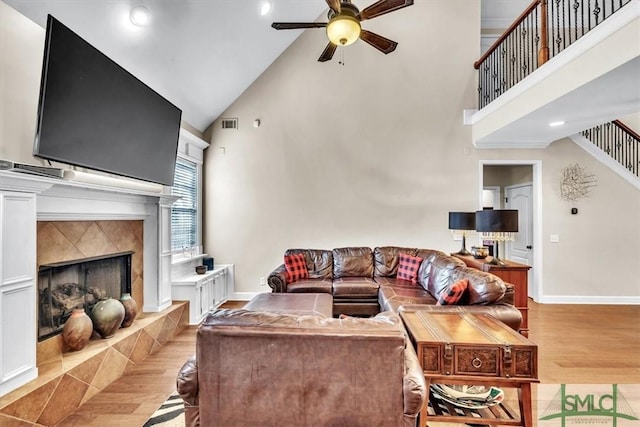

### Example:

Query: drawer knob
xmin=472 ymin=357 xmax=483 ymax=368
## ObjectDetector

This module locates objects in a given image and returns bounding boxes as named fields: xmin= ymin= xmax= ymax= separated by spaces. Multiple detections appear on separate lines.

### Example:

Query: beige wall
xmin=204 ymin=0 xmax=481 ymax=293
xmin=0 ymin=1 xmax=43 ymax=163
xmin=204 ymin=0 xmax=640 ymax=301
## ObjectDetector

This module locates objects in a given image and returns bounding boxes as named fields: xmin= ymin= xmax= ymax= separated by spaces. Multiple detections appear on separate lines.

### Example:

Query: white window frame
xmin=170 ymin=129 xmax=209 ymax=261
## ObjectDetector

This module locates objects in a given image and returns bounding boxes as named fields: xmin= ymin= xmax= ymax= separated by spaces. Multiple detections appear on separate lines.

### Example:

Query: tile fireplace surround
xmin=0 ymin=169 xmax=182 ymax=420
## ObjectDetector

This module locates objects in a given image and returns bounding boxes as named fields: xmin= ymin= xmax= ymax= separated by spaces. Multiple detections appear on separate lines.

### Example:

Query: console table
xmin=452 ymin=254 xmax=530 ymax=336
xmin=400 ymin=309 xmax=538 ymax=427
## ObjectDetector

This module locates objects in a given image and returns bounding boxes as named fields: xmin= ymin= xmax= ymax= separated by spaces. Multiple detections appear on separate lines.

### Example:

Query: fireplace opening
xmin=37 ymin=251 xmax=133 ymax=341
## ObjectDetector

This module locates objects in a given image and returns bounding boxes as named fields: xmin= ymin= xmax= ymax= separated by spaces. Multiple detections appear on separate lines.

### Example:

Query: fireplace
xmin=37 ymin=251 xmax=133 ymax=341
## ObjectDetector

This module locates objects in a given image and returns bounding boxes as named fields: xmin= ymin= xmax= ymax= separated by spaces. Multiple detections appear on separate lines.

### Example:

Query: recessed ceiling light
xmin=549 ymin=120 xmax=566 ymax=127
xmin=130 ymin=6 xmax=150 ymax=26
xmin=260 ymin=1 xmax=272 ymax=16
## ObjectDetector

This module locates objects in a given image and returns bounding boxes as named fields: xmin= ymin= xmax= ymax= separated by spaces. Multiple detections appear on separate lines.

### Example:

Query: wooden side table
xmin=452 ymin=254 xmax=531 ymax=337
xmin=400 ymin=309 xmax=539 ymax=427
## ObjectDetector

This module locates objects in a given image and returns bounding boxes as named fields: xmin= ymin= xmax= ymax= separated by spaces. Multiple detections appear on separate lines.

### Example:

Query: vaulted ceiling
xmin=4 ymin=0 xmax=529 ymax=132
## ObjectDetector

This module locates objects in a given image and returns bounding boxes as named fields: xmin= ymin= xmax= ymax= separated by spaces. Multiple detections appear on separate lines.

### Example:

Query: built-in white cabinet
xmin=172 ymin=264 xmax=233 ymax=324
xmin=0 ymin=191 xmax=38 ymax=396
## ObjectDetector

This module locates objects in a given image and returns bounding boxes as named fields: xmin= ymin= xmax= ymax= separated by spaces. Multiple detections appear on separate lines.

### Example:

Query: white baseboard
xmin=537 ymin=295 xmax=640 ymax=304
xmin=230 ymin=291 xmax=263 ymax=301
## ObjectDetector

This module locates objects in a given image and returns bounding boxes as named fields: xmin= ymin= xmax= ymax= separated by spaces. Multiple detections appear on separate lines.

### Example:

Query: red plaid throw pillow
xmin=284 ymin=253 xmax=308 ymax=283
xmin=437 ymin=279 xmax=469 ymax=306
xmin=397 ymin=253 xmax=423 ymax=284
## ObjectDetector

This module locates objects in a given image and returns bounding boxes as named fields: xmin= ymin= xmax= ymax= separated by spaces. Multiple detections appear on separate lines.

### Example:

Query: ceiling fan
xmin=271 ymin=0 xmax=414 ymax=62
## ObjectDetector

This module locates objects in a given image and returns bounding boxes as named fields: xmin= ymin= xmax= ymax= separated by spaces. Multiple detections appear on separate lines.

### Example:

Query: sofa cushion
xmin=436 ymin=278 xmax=469 ymax=305
xmin=286 ymin=278 xmax=333 ymax=294
xmin=452 ymin=267 xmax=506 ymax=305
xmin=414 ymin=250 xmax=447 ymax=289
xmin=378 ymin=281 xmax=437 ymax=312
xmin=333 ymin=247 xmax=374 ymax=279
xmin=397 ymin=253 xmax=423 ymax=284
xmin=333 ymin=277 xmax=379 ymax=298
xmin=418 ymin=253 xmax=465 ymax=298
xmin=373 ymin=246 xmax=418 ymax=277
xmin=284 ymin=253 xmax=308 ymax=283
xmin=284 ymin=249 xmax=333 ymax=280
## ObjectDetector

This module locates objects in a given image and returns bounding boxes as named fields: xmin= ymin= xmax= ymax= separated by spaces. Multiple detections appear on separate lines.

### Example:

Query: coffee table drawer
xmin=419 ymin=344 xmax=500 ymax=376
xmin=455 ymin=346 xmax=499 ymax=376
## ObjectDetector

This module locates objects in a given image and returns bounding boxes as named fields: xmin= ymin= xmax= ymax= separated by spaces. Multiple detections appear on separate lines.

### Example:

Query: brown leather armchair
xmin=177 ymin=309 xmax=426 ymax=427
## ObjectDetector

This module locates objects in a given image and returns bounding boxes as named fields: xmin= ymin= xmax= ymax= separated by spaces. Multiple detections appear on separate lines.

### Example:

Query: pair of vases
xmin=62 ymin=293 xmax=139 ymax=351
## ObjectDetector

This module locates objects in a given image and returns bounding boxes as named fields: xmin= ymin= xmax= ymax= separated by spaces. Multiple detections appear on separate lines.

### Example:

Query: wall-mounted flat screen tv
xmin=34 ymin=15 xmax=181 ymax=186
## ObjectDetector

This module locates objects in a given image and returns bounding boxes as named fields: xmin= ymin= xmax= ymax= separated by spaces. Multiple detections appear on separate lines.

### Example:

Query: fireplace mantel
xmin=0 ymin=169 xmax=178 ymax=397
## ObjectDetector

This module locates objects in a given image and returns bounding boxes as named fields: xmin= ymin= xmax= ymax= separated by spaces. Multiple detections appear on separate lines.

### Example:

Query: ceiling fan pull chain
xmin=338 ymin=48 xmax=345 ymax=66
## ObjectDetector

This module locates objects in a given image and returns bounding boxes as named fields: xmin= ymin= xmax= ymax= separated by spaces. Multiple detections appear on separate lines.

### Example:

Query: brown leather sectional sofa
xmin=268 ymin=246 xmax=523 ymax=331
xmin=175 ymin=246 xmax=523 ymax=426
xmin=177 ymin=309 xmax=427 ymax=427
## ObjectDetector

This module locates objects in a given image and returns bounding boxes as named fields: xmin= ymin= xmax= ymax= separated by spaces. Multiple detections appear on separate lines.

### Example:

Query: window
xmin=171 ymin=158 xmax=198 ymax=251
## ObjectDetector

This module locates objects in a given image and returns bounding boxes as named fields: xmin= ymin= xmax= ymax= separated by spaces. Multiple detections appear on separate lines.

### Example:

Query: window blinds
xmin=171 ymin=159 xmax=197 ymax=251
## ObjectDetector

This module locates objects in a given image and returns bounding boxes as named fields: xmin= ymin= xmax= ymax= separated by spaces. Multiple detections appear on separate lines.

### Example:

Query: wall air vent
xmin=221 ymin=118 xmax=238 ymax=129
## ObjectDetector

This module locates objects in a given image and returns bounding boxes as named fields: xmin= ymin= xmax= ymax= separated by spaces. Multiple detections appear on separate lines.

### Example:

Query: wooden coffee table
xmin=400 ymin=309 xmax=538 ymax=427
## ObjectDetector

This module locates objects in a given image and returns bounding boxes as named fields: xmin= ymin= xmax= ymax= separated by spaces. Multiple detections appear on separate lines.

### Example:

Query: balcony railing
xmin=582 ymin=120 xmax=640 ymax=177
xmin=475 ymin=0 xmax=632 ymax=109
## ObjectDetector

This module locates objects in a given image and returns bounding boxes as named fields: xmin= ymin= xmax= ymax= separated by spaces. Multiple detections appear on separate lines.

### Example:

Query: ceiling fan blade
xmin=271 ymin=22 xmax=327 ymax=30
xmin=318 ymin=42 xmax=338 ymax=62
xmin=359 ymin=30 xmax=398 ymax=54
xmin=326 ymin=0 xmax=341 ymax=14
xmin=359 ymin=0 xmax=414 ymax=20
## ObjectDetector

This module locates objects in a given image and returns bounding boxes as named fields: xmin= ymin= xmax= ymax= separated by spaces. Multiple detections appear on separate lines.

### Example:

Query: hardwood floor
xmin=527 ymin=300 xmax=640 ymax=384
xmin=56 ymin=300 xmax=640 ymax=426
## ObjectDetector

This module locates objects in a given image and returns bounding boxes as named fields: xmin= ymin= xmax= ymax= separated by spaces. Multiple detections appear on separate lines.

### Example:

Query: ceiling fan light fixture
xmin=326 ymin=15 xmax=361 ymax=46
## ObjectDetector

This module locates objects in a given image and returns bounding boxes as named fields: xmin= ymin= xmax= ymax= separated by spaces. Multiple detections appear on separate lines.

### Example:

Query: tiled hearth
xmin=0 ymin=302 xmax=188 ymax=426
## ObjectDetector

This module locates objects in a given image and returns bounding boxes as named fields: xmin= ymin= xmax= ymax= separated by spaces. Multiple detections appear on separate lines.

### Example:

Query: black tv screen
xmin=34 ymin=15 xmax=181 ymax=186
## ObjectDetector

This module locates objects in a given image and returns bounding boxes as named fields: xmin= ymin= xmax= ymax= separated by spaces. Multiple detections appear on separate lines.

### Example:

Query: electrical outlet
xmin=550 ymin=234 xmax=560 ymax=243
xmin=259 ymin=277 xmax=266 ymax=286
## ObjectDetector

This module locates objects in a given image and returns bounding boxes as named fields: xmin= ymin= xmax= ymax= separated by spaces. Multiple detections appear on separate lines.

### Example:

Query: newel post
xmin=538 ymin=0 xmax=549 ymax=65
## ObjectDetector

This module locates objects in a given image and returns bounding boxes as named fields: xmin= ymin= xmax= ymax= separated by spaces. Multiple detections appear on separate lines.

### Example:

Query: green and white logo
xmin=539 ymin=384 xmax=639 ymax=426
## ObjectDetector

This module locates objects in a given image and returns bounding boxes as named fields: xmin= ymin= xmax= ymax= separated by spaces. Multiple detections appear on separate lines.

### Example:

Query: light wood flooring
xmin=57 ymin=300 xmax=640 ymax=426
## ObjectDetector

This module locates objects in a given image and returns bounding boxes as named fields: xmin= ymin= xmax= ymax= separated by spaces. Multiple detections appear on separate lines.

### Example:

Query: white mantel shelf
xmin=0 ymin=170 xmax=178 ymax=202
xmin=0 ymin=169 xmax=178 ymax=397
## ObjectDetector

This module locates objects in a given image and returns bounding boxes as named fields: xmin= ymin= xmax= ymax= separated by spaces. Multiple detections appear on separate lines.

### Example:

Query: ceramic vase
xmin=62 ymin=308 xmax=93 ymax=351
xmin=119 ymin=292 xmax=139 ymax=328
xmin=90 ymin=297 xmax=125 ymax=338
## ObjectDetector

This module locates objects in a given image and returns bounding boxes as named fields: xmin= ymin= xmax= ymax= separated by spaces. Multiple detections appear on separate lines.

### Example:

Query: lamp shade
xmin=448 ymin=212 xmax=476 ymax=231
xmin=475 ymin=209 xmax=518 ymax=233
xmin=326 ymin=15 xmax=361 ymax=46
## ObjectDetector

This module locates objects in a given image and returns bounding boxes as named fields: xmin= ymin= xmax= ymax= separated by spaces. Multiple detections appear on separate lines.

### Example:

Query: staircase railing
xmin=475 ymin=0 xmax=632 ymax=109
xmin=582 ymin=120 xmax=640 ymax=178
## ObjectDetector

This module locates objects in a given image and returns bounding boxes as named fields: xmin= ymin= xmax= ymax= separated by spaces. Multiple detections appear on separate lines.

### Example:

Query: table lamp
xmin=448 ymin=212 xmax=476 ymax=256
xmin=475 ymin=209 xmax=518 ymax=265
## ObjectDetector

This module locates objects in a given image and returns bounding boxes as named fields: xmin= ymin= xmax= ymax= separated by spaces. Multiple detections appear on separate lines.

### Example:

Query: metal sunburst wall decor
xmin=560 ymin=163 xmax=597 ymax=201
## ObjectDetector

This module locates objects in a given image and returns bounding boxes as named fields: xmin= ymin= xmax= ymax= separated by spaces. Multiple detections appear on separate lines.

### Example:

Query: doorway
xmin=479 ymin=161 xmax=542 ymax=301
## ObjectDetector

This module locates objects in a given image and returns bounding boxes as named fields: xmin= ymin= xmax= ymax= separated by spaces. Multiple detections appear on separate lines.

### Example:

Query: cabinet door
xmin=196 ymin=283 xmax=205 ymax=319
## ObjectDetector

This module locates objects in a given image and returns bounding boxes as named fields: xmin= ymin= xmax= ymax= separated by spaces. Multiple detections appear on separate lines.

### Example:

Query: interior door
xmin=505 ymin=184 xmax=534 ymax=296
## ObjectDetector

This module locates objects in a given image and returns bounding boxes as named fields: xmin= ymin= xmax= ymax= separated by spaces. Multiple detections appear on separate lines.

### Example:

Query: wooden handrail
xmin=613 ymin=120 xmax=640 ymax=142
xmin=474 ymin=0 xmax=541 ymax=69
